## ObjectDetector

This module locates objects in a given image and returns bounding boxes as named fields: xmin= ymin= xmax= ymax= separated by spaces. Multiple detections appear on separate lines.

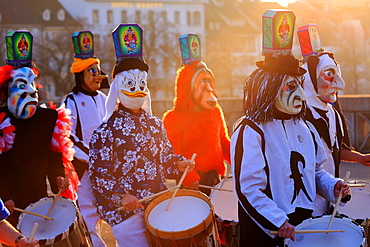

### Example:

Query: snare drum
xmin=145 ymin=189 xmax=220 ymax=247
xmin=17 ymin=197 xmax=92 ymax=246
xmin=284 ymin=215 xmax=365 ymax=247
xmin=210 ymin=178 xmax=239 ymax=247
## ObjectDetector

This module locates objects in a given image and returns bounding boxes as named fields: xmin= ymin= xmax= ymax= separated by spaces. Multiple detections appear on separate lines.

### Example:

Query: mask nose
xmin=296 ymin=84 xmax=306 ymax=101
xmin=334 ymin=75 xmax=345 ymax=91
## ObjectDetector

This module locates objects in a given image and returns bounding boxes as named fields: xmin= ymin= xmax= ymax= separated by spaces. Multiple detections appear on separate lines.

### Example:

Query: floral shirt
xmin=88 ymin=105 xmax=184 ymax=226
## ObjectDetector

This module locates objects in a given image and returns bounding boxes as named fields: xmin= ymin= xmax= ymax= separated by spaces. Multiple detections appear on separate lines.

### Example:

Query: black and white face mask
xmin=275 ymin=75 xmax=306 ymax=115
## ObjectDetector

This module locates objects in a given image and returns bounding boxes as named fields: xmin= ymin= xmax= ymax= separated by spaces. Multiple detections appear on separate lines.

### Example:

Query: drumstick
xmin=270 ymin=229 xmax=345 ymax=234
xmin=29 ymin=223 xmax=39 ymax=240
xmin=117 ymin=186 xmax=180 ymax=211
xmin=46 ymin=169 xmax=73 ymax=218
xmin=199 ymin=184 xmax=233 ymax=192
xmin=165 ymin=153 xmax=196 ymax=211
xmin=349 ymin=183 xmax=366 ymax=187
xmin=14 ymin=207 xmax=54 ymax=220
xmin=327 ymin=171 xmax=351 ymax=230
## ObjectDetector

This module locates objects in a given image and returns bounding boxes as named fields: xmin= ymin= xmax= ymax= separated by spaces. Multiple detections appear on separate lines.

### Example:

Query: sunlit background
xmin=0 ymin=0 xmax=368 ymax=102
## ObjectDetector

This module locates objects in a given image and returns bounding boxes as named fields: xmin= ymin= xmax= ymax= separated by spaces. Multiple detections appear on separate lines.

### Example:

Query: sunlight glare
xmin=260 ymin=0 xmax=298 ymax=7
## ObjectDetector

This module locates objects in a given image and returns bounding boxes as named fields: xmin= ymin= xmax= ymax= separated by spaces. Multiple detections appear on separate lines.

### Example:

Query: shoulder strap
xmin=236 ymin=118 xmax=265 ymax=152
xmin=235 ymin=118 xmax=271 ymax=198
xmin=64 ymin=94 xmax=83 ymax=142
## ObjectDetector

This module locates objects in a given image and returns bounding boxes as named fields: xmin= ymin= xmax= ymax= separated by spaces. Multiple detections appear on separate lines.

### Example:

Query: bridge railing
xmin=152 ymin=95 xmax=370 ymax=153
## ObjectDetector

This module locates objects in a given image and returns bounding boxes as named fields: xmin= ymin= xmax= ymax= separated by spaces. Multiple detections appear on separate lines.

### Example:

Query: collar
xmin=118 ymin=104 xmax=143 ymax=116
xmin=273 ymin=108 xmax=293 ymax=120
xmin=274 ymin=109 xmax=293 ymax=120
xmin=80 ymin=88 xmax=98 ymax=96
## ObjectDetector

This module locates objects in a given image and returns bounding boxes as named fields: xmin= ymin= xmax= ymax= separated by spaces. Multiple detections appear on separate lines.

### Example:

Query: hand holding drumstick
xmin=119 ymin=155 xmax=195 ymax=212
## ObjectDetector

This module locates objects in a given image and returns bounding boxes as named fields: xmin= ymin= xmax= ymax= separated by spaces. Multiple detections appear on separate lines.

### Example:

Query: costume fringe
xmin=50 ymin=103 xmax=79 ymax=201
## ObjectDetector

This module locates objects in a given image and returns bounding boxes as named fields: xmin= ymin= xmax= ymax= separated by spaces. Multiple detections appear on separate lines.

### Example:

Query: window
xmin=148 ymin=11 xmax=154 ymax=23
xmin=174 ymin=11 xmax=180 ymax=24
xmin=43 ymin=9 xmax=51 ymax=21
xmin=187 ymin=11 xmax=191 ymax=25
xmin=161 ymin=11 xmax=167 ymax=23
xmin=107 ymin=10 xmax=113 ymax=23
xmin=121 ymin=11 xmax=127 ymax=23
xmin=135 ymin=11 xmax=141 ymax=23
xmin=93 ymin=10 xmax=99 ymax=24
xmin=57 ymin=9 xmax=65 ymax=21
xmin=194 ymin=11 xmax=201 ymax=26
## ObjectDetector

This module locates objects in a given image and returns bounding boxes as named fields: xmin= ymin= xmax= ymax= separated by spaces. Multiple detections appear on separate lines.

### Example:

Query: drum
xmin=210 ymin=178 xmax=239 ymax=247
xmin=17 ymin=197 xmax=92 ymax=246
xmin=338 ymin=181 xmax=370 ymax=244
xmin=284 ymin=215 xmax=366 ymax=247
xmin=145 ymin=189 xmax=219 ymax=247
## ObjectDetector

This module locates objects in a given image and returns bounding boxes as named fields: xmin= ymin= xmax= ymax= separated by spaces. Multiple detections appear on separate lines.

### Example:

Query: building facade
xmin=0 ymin=0 xmax=80 ymax=102
xmin=58 ymin=0 xmax=207 ymax=99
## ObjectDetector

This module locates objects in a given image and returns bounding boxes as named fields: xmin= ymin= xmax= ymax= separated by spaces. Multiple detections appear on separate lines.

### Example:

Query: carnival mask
xmin=316 ymin=55 xmax=345 ymax=103
xmin=82 ymin=63 xmax=102 ymax=92
xmin=116 ymin=69 xmax=148 ymax=110
xmin=275 ymin=75 xmax=306 ymax=115
xmin=192 ymin=64 xmax=218 ymax=110
xmin=7 ymin=67 xmax=38 ymax=119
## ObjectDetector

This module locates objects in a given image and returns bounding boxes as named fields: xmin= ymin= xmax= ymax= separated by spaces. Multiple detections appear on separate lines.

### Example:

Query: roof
xmin=0 ymin=0 xmax=79 ymax=26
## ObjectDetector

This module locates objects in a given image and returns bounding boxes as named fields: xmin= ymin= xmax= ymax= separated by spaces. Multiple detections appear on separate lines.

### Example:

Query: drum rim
xmin=17 ymin=196 xmax=79 ymax=243
xmin=144 ymin=189 xmax=214 ymax=239
xmin=210 ymin=177 xmax=239 ymax=222
xmin=284 ymin=215 xmax=365 ymax=246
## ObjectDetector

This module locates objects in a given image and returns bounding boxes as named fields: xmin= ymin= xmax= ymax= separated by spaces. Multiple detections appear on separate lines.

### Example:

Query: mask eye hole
xmin=287 ymin=81 xmax=297 ymax=91
xmin=126 ymin=80 xmax=135 ymax=91
xmin=139 ymin=79 xmax=146 ymax=91
xmin=322 ymin=69 xmax=335 ymax=82
xmin=19 ymin=84 xmax=25 ymax=89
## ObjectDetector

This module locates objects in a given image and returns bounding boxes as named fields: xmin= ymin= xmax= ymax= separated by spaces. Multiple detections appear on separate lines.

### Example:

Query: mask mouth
xmin=121 ymin=90 xmax=148 ymax=98
xmin=293 ymin=96 xmax=303 ymax=108
xmin=20 ymin=101 xmax=37 ymax=116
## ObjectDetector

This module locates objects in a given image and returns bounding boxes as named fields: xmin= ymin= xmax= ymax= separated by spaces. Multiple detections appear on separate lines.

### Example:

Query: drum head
xmin=210 ymin=178 xmax=238 ymax=222
xmin=148 ymin=195 xmax=210 ymax=231
xmin=285 ymin=215 xmax=365 ymax=247
xmin=339 ymin=181 xmax=370 ymax=219
xmin=18 ymin=197 xmax=77 ymax=240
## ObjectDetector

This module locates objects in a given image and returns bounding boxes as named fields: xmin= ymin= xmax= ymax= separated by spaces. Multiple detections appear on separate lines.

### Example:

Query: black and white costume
xmin=302 ymin=54 xmax=348 ymax=216
xmin=231 ymin=116 xmax=339 ymax=245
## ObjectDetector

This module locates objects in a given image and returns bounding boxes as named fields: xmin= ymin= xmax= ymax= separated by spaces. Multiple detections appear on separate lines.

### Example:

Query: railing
xmin=152 ymin=95 xmax=370 ymax=153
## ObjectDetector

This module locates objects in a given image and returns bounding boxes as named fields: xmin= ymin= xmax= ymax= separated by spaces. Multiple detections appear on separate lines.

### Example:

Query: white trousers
xmin=77 ymin=171 xmax=108 ymax=247
xmin=112 ymin=211 xmax=150 ymax=247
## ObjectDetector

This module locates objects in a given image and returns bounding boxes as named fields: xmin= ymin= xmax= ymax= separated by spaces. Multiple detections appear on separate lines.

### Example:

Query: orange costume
xmin=163 ymin=61 xmax=230 ymax=191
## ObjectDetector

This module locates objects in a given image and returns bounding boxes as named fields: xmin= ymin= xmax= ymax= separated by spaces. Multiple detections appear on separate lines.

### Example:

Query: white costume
xmin=63 ymin=90 xmax=107 ymax=247
xmin=231 ymin=117 xmax=340 ymax=235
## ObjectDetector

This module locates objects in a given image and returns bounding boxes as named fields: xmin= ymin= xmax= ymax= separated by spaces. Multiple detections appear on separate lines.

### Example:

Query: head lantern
xmin=70 ymin=31 xmax=109 ymax=92
xmin=244 ymin=9 xmax=307 ymax=123
xmin=298 ymin=24 xmax=345 ymax=105
xmin=103 ymin=24 xmax=150 ymax=122
xmin=1 ymin=30 xmax=38 ymax=119
xmin=179 ymin=33 xmax=217 ymax=110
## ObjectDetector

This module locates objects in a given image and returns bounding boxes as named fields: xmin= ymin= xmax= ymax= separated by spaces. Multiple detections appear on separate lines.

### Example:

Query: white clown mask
xmin=275 ymin=75 xmax=306 ymax=115
xmin=316 ymin=54 xmax=345 ymax=103
xmin=7 ymin=67 xmax=38 ymax=119
xmin=115 ymin=69 xmax=149 ymax=110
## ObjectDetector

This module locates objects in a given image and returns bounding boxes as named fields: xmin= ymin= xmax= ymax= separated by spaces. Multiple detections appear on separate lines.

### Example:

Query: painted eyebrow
xmin=14 ymin=78 xmax=27 ymax=84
